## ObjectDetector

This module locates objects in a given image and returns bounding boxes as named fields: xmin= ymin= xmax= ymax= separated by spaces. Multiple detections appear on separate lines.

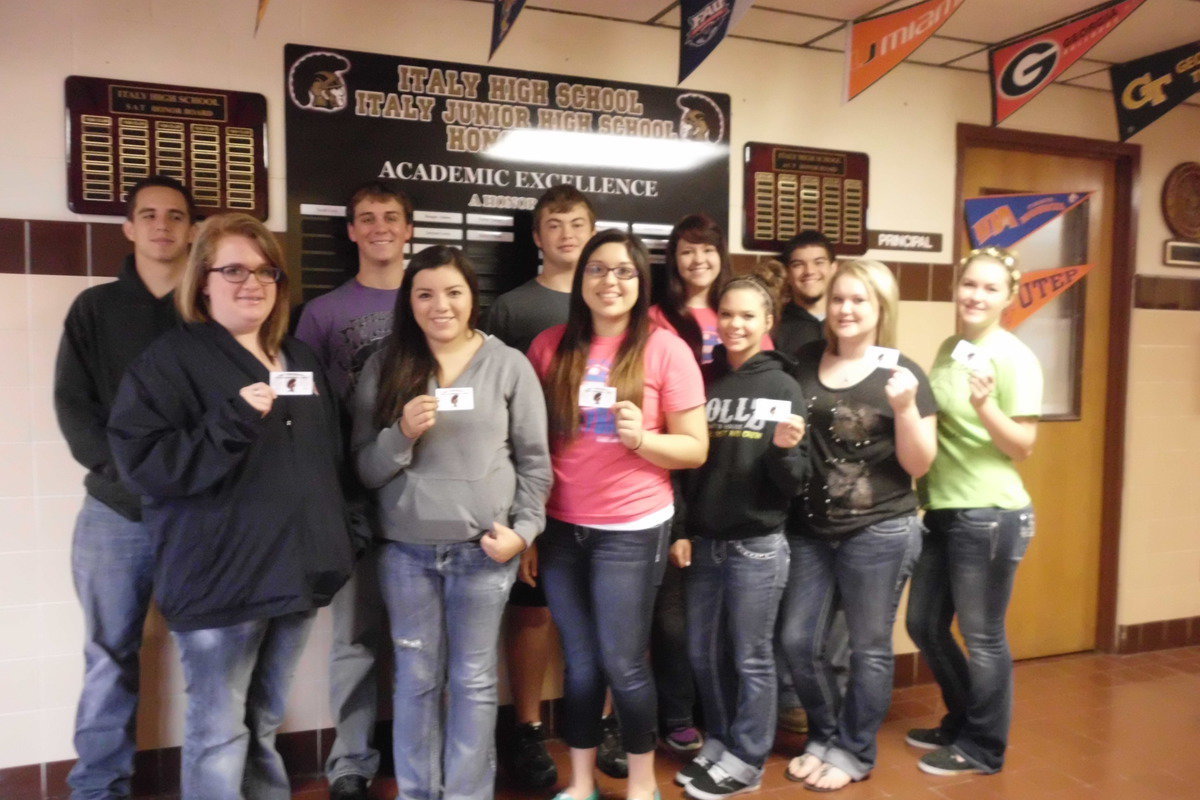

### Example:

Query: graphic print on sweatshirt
xmin=705 ymin=395 xmax=768 ymax=439
xmin=580 ymin=356 xmax=618 ymax=440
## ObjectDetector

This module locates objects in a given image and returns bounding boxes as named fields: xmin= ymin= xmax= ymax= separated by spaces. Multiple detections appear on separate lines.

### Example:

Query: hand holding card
xmin=772 ymin=415 xmax=807 ymax=449
xmin=884 ymin=367 xmax=920 ymax=412
xmin=400 ymin=394 xmax=438 ymax=439
xmin=269 ymin=371 xmax=314 ymax=396
xmin=579 ymin=384 xmax=616 ymax=409
xmin=866 ymin=346 xmax=900 ymax=369
xmin=435 ymin=387 xmax=475 ymax=411
xmin=752 ymin=398 xmax=793 ymax=422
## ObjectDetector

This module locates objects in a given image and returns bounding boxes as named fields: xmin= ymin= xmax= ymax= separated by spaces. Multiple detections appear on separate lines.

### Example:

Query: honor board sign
xmin=285 ymin=44 xmax=730 ymax=304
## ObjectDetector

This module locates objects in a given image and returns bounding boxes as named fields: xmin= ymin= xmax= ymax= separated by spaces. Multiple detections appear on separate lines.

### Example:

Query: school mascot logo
xmin=684 ymin=0 xmax=732 ymax=48
xmin=288 ymin=50 xmax=351 ymax=112
xmin=998 ymin=40 xmax=1059 ymax=99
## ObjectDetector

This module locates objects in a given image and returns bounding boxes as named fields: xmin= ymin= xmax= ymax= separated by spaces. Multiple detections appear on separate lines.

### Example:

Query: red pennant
xmin=1003 ymin=264 xmax=1093 ymax=329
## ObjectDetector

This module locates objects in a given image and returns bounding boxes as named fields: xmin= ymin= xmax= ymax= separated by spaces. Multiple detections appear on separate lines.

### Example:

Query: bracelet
xmin=633 ymin=433 xmax=644 ymax=451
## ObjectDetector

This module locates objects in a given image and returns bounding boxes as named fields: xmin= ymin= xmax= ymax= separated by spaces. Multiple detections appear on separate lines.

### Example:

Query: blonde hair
xmin=824 ymin=259 xmax=899 ymax=353
xmin=176 ymin=213 xmax=290 ymax=357
xmin=959 ymin=247 xmax=1021 ymax=297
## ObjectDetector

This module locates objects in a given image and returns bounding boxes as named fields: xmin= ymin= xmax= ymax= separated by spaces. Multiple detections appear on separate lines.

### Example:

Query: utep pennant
xmin=845 ymin=0 xmax=965 ymax=101
xmin=1111 ymin=39 xmax=1200 ymax=141
xmin=1003 ymin=264 xmax=1093 ymax=329
xmin=490 ymin=0 xmax=527 ymax=59
xmin=964 ymin=192 xmax=1092 ymax=250
xmin=679 ymin=0 xmax=754 ymax=83
xmin=989 ymin=0 xmax=1147 ymax=125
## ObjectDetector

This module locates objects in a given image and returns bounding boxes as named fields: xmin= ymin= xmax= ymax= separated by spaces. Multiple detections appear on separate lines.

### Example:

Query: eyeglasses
xmin=582 ymin=263 xmax=638 ymax=280
xmin=208 ymin=265 xmax=285 ymax=284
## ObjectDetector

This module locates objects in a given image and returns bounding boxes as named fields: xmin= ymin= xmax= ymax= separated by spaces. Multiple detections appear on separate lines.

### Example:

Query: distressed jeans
xmin=173 ymin=610 xmax=316 ymax=800
xmin=905 ymin=507 xmax=1035 ymax=773
xmin=68 ymin=496 xmax=155 ymax=800
xmin=685 ymin=532 xmax=789 ymax=784
xmin=779 ymin=515 xmax=922 ymax=780
xmin=377 ymin=539 xmax=517 ymax=800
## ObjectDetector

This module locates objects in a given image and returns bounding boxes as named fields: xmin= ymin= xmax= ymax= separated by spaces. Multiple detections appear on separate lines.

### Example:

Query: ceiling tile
xmin=734 ymin=6 xmax=846 ymax=45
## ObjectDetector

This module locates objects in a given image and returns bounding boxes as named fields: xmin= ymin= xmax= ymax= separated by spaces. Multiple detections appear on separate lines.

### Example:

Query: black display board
xmin=285 ymin=44 xmax=730 ymax=304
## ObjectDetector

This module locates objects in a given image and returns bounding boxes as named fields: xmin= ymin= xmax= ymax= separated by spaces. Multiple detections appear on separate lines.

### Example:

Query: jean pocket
xmin=870 ymin=516 xmax=914 ymax=536
xmin=1012 ymin=509 xmax=1035 ymax=561
xmin=958 ymin=508 xmax=1001 ymax=530
xmin=731 ymin=532 xmax=786 ymax=561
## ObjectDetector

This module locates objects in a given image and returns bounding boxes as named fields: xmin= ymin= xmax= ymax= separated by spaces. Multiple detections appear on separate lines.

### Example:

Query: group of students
xmin=56 ymin=174 xmax=1041 ymax=800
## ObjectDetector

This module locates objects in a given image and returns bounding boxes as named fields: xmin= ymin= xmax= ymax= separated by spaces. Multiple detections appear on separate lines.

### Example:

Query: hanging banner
xmin=679 ymin=0 xmax=754 ymax=83
xmin=490 ymin=0 xmax=527 ymax=59
xmin=1110 ymin=39 xmax=1200 ymax=141
xmin=964 ymin=192 xmax=1092 ymax=250
xmin=989 ymin=0 xmax=1147 ymax=125
xmin=1003 ymin=264 xmax=1093 ymax=329
xmin=845 ymin=0 xmax=964 ymax=101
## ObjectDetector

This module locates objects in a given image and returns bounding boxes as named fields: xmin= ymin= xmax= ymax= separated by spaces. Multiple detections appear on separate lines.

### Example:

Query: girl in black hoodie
xmin=671 ymin=276 xmax=808 ymax=800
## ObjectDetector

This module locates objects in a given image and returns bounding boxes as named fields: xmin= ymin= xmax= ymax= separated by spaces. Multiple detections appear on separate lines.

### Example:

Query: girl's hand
xmin=773 ymin=415 xmax=807 ymax=449
xmin=239 ymin=382 xmax=276 ymax=418
xmin=400 ymin=394 xmax=438 ymax=439
xmin=967 ymin=363 xmax=997 ymax=408
xmin=612 ymin=400 xmax=645 ymax=451
xmin=481 ymin=521 xmax=527 ymax=564
xmin=518 ymin=541 xmax=539 ymax=586
xmin=885 ymin=367 xmax=920 ymax=413
xmin=670 ymin=539 xmax=692 ymax=568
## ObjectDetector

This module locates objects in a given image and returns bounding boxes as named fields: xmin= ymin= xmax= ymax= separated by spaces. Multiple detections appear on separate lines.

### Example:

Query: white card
xmin=752 ymin=398 xmax=793 ymax=422
xmin=435 ymin=387 xmax=474 ymax=410
xmin=950 ymin=339 xmax=983 ymax=367
xmin=579 ymin=384 xmax=616 ymax=409
xmin=866 ymin=346 xmax=901 ymax=369
xmin=269 ymin=371 xmax=314 ymax=396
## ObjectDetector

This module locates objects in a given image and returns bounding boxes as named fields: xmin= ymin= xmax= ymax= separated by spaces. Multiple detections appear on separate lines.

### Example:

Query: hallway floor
xmin=293 ymin=645 xmax=1200 ymax=800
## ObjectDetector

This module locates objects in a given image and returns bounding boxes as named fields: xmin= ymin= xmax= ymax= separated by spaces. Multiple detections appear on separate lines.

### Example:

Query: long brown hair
xmin=660 ymin=213 xmax=732 ymax=360
xmin=372 ymin=246 xmax=481 ymax=428
xmin=176 ymin=213 xmax=290 ymax=357
xmin=545 ymin=229 xmax=652 ymax=439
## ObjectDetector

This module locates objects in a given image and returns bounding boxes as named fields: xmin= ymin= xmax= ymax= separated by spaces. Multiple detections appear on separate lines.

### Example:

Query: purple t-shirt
xmin=295 ymin=279 xmax=397 ymax=403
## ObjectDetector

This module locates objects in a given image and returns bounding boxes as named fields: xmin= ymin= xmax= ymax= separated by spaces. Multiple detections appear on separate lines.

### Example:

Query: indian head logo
xmin=684 ymin=0 xmax=732 ymax=48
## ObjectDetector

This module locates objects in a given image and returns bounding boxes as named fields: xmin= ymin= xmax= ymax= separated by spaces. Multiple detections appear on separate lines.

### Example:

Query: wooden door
xmin=960 ymin=147 xmax=1116 ymax=659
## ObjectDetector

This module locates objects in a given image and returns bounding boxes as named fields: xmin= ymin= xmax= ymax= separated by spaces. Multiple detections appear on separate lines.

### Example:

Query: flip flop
xmin=785 ymin=754 xmax=823 ymax=783
xmin=804 ymin=764 xmax=868 ymax=793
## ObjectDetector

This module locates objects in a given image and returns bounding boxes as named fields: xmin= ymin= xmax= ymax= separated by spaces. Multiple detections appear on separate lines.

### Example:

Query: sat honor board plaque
xmin=66 ymin=76 xmax=268 ymax=218
xmin=743 ymin=142 xmax=869 ymax=256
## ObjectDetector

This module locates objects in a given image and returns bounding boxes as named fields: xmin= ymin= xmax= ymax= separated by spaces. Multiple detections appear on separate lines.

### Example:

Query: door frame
xmin=955 ymin=123 xmax=1140 ymax=653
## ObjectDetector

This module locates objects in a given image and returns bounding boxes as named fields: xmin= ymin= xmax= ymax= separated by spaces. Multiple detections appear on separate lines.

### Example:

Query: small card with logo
xmin=579 ymin=384 xmax=617 ymax=409
xmin=435 ymin=387 xmax=474 ymax=411
xmin=752 ymin=398 xmax=793 ymax=422
xmin=950 ymin=339 xmax=984 ymax=368
xmin=866 ymin=346 xmax=901 ymax=369
xmin=269 ymin=371 xmax=314 ymax=396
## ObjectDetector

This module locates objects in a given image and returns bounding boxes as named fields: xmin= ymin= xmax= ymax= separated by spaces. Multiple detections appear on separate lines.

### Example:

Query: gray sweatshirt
xmin=352 ymin=334 xmax=551 ymax=545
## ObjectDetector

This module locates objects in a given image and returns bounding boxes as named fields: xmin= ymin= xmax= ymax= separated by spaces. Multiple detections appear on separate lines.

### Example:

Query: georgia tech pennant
xmin=989 ymin=0 xmax=1147 ymax=125
xmin=1003 ymin=264 xmax=1093 ymax=329
xmin=845 ymin=0 xmax=965 ymax=101
xmin=964 ymin=192 xmax=1092 ymax=250
xmin=1111 ymin=39 xmax=1200 ymax=141
xmin=490 ymin=0 xmax=527 ymax=59
xmin=678 ymin=0 xmax=754 ymax=83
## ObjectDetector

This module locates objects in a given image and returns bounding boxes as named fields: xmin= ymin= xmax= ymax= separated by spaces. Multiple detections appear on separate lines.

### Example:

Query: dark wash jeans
xmin=685 ymin=532 xmax=789 ymax=783
xmin=539 ymin=516 xmax=670 ymax=754
xmin=906 ymin=506 xmax=1035 ymax=773
xmin=779 ymin=515 xmax=922 ymax=780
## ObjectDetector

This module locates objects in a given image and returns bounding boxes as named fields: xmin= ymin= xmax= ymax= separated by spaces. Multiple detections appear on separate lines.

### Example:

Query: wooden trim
xmin=955 ymin=123 xmax=1138 ymax=655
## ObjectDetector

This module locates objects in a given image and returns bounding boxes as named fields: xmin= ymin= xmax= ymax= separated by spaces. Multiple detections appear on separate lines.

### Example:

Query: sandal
xmin=785 ymin=754 xmax=823 ymax=783
xmin=804 ymin=763 xmax=865 ymax=793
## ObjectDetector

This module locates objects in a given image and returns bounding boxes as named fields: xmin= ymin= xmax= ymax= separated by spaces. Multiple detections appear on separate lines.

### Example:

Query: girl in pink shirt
xmin=527 ymin=229 xmax=708 ymax=800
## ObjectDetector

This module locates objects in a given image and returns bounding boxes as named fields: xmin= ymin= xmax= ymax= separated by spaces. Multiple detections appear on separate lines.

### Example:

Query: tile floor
xmin=228 ymin=646 xmax=1200 ymax=799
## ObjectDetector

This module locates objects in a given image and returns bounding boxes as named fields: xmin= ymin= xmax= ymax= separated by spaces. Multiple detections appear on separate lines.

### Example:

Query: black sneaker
xmin=918 ymin=747 xmax=988 ymax=776
xmin=329 ymin=774 xmax=369 ymax=800
xmin=675 ymin=755 xmax=714 ymax=786
xmin=684 ymin=764 xmax=760 ymax=800
xmin=597 ymin=715 xmax=628 ymax=778
xmin=508 ymin=721 xmax=558 ymax=789
xmin=905 ymin=727 xmax=951 ymax=750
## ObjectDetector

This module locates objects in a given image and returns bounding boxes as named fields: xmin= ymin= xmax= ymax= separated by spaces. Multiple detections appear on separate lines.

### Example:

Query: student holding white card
xmin=670 ymin=276 xmax=807 ymax=800
xmin=527 ymin=229 xmax=708 ymax=800
xmin=351 ymin=245 xmax=552 ymax=800
xmin=905 ymin=248 xmax=1041 ymax=777
xmin=107 ymin=213 xmax=357 ymax=799
xmin=778 ymin=259 xmax=937 ymax=792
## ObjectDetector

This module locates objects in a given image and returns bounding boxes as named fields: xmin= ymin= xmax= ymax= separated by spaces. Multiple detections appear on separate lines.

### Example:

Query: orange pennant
xmin=255 ymin=0 xmax=270 ymax=35
xmin=1002 ymin=264 xmax=1093 ymax=329
xmin=846 ymin=0 xmax=965 ymax=100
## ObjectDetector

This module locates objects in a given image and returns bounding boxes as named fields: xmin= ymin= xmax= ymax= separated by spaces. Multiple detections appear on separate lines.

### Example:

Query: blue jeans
xmin=377 ymin=540 xmax=518 ymax=800
xmin=905 ymin=507 xmax=1035 ymax=773
xmin=539 ymin=517 xmax=670 ymax=754
xmin=173 ymin=610 xmax=316 ymax=800
xmin=685 ymin=533 xmax=789 ymax=784
xmin=778 ymin=515 xmax=922 ymax=780
xmin=326 ymin=543 xmax=387 ymax=783
xmin=68 ymin=496 xmax=155 ymax=800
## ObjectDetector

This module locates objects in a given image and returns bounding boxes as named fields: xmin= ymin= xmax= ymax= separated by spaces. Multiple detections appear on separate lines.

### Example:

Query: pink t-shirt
xmin=527 ymin=325 xmax=705 ymax=526
xmin=648 ymin=305 xmax=774 ymax=365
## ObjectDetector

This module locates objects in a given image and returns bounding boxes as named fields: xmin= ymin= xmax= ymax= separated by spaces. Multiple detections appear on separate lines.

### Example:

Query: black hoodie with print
xmin=683 ymin=347 xmax=809 ymax=540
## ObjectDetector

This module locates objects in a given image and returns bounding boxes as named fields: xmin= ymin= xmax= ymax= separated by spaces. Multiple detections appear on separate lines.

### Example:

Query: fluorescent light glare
xmin=484 ymin=129 xmax=726 ymax=172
